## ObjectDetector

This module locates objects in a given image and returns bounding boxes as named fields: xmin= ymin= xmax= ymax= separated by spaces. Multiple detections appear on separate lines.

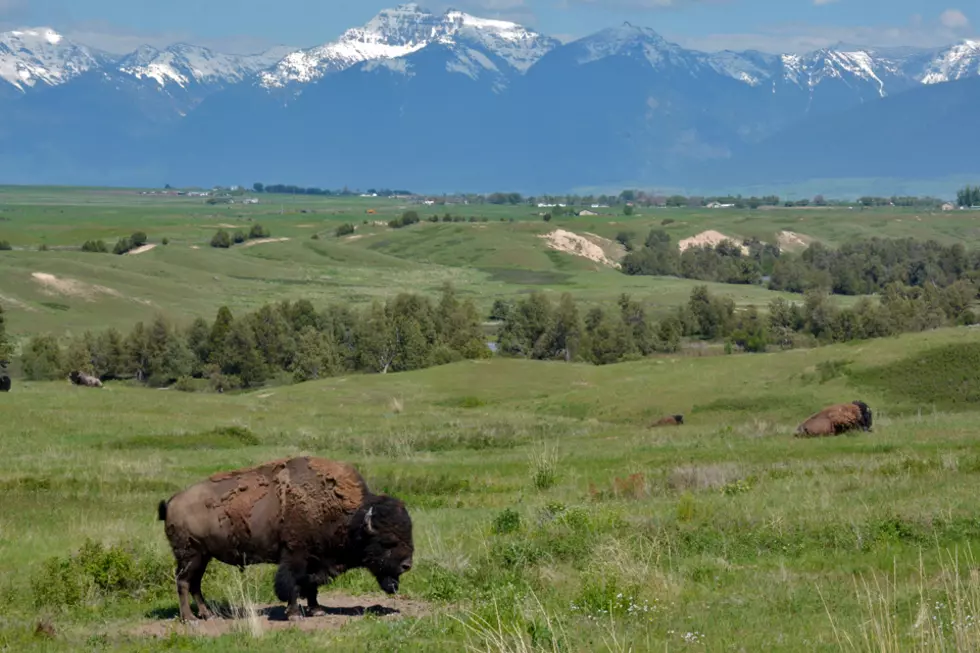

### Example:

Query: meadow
xmin=3 ymin=186 xmax=980 ymax=651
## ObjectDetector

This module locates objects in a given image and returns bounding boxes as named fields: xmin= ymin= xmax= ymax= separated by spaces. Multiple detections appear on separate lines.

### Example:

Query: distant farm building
xmin=942 ymin=202 xmax=956 ymax=211
xmin=579 ymin=210 xmax=598 ymax=216
xmin=706 ymin=202 xmax=735 ymax=209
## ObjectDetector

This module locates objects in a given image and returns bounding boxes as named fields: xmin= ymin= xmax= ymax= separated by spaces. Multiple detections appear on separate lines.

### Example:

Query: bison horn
xmin=365 ymin=507 xmax=376 ymax=534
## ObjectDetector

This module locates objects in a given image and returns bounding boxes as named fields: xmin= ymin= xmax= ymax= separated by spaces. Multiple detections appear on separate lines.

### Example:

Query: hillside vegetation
xmin=4 ymin=187 xmax=980 ymax=651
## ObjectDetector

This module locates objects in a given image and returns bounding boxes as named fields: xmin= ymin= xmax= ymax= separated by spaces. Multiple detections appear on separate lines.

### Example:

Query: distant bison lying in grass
xmin=795 ymin=401 xmax=872 ymax=438
xmin=68 ymin=371 xmax=103 ymax=388
xmin=158 ymin=455 xmax=414 ymax=622
xmin=652 ymin=415 xmax=684 ymax=427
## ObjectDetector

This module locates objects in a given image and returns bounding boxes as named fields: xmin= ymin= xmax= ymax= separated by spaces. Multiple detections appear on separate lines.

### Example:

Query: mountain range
xmin=1 ymin=3 xmax=978 ymax=193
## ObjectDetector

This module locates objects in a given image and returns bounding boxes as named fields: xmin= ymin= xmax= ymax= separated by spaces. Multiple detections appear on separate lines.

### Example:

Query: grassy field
xmin=3 ymin=185 xmax=961 ymax=341
xmin=3 ymin=327 xmax=980 ymax=651
xmin=4 ymin=186 xmax=980 ymax=651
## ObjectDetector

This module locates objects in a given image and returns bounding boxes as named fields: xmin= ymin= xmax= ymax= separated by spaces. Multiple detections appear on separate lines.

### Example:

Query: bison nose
xmin=400 ymin=560 xmax=413 ymax=573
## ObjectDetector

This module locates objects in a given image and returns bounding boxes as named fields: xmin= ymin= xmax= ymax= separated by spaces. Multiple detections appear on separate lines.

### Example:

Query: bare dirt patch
xmin=239 ymin=237 xmax=291 ymax=249
xmin=216 ymin=223 xmax=242 ymax=229
xmin=130 ymin=592 xmax=430 ymax=639
xmin=31 ymin=272 xmax=121 ymax=301
xmin=540 ymin=229 xmax=621 ymax=268
xmin=776 ymin=230 xmax=813 ymax=252
xmin=125 ymin=244 xmax=157 ymax=256
xmin=0 ymin=293 xmax=36 ymax=312
xmin=344 ymin=235 xmax=365 ymax=242
xmin=678 ymin=230 xmax=748 ymax=254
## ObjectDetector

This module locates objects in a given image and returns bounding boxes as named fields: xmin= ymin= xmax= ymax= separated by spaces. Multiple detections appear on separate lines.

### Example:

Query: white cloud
xmin=940 ymin=9 xmax=970 ymax=30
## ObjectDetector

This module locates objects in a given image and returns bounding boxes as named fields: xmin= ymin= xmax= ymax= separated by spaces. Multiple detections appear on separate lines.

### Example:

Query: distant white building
xmin=243 ymin=198 xmax=259 ymax=205
xmin=706 ymin=202 xmax=735 ymax=209
xmin=942 ymin=202 xmax=956 ymax=211
xmin=579 ymin=210 xmax=598 ymax=216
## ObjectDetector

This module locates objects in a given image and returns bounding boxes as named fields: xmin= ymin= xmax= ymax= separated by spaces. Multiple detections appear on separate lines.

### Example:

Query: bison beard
xmin=795 ymin=400 xmax=873 ymax=438
xmin=157 ymin=456 xmax=413 ymax=622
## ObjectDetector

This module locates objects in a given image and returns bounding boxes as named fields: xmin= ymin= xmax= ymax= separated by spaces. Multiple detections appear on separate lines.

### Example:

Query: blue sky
xmin=0 ymin=0 xmax=974 ymax=54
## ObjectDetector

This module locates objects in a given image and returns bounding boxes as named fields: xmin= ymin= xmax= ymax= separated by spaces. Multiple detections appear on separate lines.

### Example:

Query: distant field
xmin=0 ymin=186 xmax=905 ymax=342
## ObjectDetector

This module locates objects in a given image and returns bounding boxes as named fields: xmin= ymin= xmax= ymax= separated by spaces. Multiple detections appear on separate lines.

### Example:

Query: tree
xmin=208 ymin=306 xmax=235 ymax=364
xmin=623 ymin=204 xmax=635 ymax=216
xmin=253 ymin=182 xmax=265 ymax=193
xmin=210 ymin=230 xmax=232 ymax=248
xmin=356 ymin=301 xmax=396 ymax=373
xmin=21 ymin=334 xmax=64 ymax=380
xmin=221 ymin=319 xmax=267 ymax=387
xmin=248 ymin=223 xmax=270 ymax=239
xmin=292 ymin=326 xmax=340 ymax=382
xmin=543 ymin=293 xmax=583 ymax=361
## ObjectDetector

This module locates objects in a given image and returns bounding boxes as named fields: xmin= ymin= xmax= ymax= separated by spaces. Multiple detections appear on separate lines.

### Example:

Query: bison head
xmin=350 ymin=495 xmax=414 ymax=595
xmin=853 ymin=400 xmax=873 ymax=432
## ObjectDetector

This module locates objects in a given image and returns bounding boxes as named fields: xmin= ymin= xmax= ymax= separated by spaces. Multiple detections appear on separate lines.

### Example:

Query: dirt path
xmin=125 ymin=244 xmax=157 ymax=255
xmin=240 ymin=237 xmax=291 ymax=248
xmin=31 ymin=272 xmax=121 ymax=300
xmin=130 ymin=592 xmax=430 ymax=639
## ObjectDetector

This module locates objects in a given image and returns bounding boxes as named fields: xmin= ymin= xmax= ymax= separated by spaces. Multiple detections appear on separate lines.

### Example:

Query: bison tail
xmin=157 ymin=500 xmax=168 ymax=522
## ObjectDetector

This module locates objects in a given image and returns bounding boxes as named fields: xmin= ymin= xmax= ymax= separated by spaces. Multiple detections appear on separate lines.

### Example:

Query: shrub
xmin=311 ymin=233 xmax=320 ymax=240
xmin=493 ymin=508 xmax=522 ymax=535
xmin=161 ymin=237 xmax=169 ymax=246
xmin=112 ymin=238 xmax=131 ymax=255
xmin=210 ymin=229 xmax=231 ymax=248
xmin=38 ymin=243 xmax=48 ymax=251
xmin=543 ymin=214 xmax=552 ymax=222
xmin=428 ymin=215 xmax=439 ymax=223
xmin=335 ymin=223 xmax=355 ymax=237
xmin=81 ymin=240 xmax=108 ymax=253
xmin=31 ymin=539 xmax=172 ymax=609
xmin=233 ymin=230 xmax=247 ymax=244
xmin=0 ymin=240 xmax=12 ymax=250
xmin=130 ymin=232 xmax=148 ymax=248
xmin=248 ymin=223 xmax=270 ymax=239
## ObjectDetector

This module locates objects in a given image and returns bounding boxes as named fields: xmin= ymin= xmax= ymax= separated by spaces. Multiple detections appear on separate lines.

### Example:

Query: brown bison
xmin=0 ymin=374 xmax=9 ymax=392
xmin=68 ymin=371 xmax=103 ymax=388
xmin=652 ymin=414 xmax=684 ymax=427
xmin=157 ymin=456 xmax=414 ymax=622
xmin=795 ymin=401 xmax=872 ymax=437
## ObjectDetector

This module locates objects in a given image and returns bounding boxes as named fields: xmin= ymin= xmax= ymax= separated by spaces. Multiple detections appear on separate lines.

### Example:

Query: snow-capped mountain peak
xmin=919 ymin=39 xmax=980 ymax=84
xmin=258 ymin=4 xmax=558 ymax=88
xmin=117 ymin=43 xmax=293 ymax=88
xmin=0 ymin=26 xmax=106 ymax=91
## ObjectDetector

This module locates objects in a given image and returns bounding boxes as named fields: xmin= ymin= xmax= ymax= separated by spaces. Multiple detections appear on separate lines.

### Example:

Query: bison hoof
xmin=308 ymin=607 xmax=327 ymax=617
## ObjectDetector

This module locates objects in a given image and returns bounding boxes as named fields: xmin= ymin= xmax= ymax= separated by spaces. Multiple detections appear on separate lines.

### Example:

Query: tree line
xmin=17 ymin=284 xmax=489 ymax=390
xmin=958 ymin=185 xmax=980 ymax=208
xmin=6 ymin=275 xmax=978 ymax=387
xmin=490 ymin=282 xmax=976 ymax=365
xmin=623 ymin=230 xmax=980 ymax=297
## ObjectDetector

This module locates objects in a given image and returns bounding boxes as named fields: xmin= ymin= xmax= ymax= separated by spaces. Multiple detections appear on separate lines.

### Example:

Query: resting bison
xmin=0 ymin=374 xmax=9 ymax=392
xmin=652 ymin=414 xmax=684 ymax=427
xmin=157 ymin=456 xmax=414 ymax=622
xmin=795 ymin=401 xmax=872 ymax=438
xmin=68 ymin=371 xmax=103 ymax=388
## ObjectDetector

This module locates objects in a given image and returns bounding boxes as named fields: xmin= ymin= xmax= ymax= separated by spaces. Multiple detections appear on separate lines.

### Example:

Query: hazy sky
xmin=0 ymin=0 xmax=974 ymax=54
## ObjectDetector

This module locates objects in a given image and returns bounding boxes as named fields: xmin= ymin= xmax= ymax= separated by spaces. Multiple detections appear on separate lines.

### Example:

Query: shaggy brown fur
xmin=652 ymin=414 xmax=684 ymax=427
xmin=68 ymin=371 xmax=103 ymax=388
xmin=158 ymin=456 xmax=413 ymax=623
xmin=795 ymin=401 xmax=873 ymax=438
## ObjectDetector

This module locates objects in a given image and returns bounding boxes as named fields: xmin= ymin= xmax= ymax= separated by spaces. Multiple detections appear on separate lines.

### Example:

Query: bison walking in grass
xmin=68 ymin=371 xmax=103 ymax=388
xmin=652 ymin=414 xmax=684 ymax=427
xmin=795 ymin=401 xmax=872 ymax=438
xmin=157 ymin=456 xmax=414 ymax=622
xmin=0 ymin=374 xmax=9 ymax=392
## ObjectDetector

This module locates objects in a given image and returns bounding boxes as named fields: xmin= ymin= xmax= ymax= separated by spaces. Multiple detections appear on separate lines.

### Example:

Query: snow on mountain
xmin=0 ymin=27 xmax=107 ymax=91
xmin=258 ymin=3 xmax=558 ymax=88
xmin=117 ymin=43 xmax=293 ymax=88
xmin=917 ymin=40 xmax=980 ymax=84
xmin=571 ymin=25 xmax=696 ymax=69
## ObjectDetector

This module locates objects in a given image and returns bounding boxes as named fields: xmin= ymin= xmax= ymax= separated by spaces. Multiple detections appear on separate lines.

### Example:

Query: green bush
xmin=0 ymin=240 xmax=12 ymax=250
xmin=335 ymin=223 xmax=355 ymax=237
xmin=248 ymin=223 xmax=270 ymax=239
xmin=81 ymin=240 xmax=108 ymax=253
xmin=210 ymin=229 xmax=231 ymax=248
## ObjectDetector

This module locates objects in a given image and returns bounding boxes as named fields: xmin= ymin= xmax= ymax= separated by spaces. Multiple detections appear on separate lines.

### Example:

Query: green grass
xmin=5 ymin=186 xmax=980 ymax=650
xmin=3 ymin=327 xmax=980 ymax=650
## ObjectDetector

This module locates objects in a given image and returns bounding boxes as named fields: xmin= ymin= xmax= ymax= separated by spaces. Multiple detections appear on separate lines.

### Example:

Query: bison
xmin=157 ymin=456 xmax=414 ymax=622
xmin=652 ymin=414 xmax=684 ymax=427
xmin=0 ymin=374 xmax=9 ymax=392
xmin=68 ymin=371 xmax=103 ymax=388
xmin=795 ymin=401 xmax=872 ymax=438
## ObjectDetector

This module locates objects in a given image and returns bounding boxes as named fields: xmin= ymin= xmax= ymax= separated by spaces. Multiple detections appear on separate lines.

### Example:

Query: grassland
xmin=4 ymin=186 xmax=980 ymax=651
xmin=4 ymin=185 xmax=964 ymax=341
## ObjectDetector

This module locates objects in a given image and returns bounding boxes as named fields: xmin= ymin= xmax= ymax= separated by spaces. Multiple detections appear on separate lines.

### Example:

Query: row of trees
xmin=491 ymin=282 xmax=977 ymax=365
xmin=251 ymin=183 xmax=413 ymax=196
xmin=19 ymin=285 xmax=489 ymax=389
xmin=957 ymin=185 xmax=980 ymax=208
xmin=623 ymin=230 xmax=980 ymax=297
xmin=210 ymin=224 xmax=271 ymax=248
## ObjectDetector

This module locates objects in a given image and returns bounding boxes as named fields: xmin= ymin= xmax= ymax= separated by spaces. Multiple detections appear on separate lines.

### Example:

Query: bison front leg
xmin=301 ymin=582 xmax=326 ymax=617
